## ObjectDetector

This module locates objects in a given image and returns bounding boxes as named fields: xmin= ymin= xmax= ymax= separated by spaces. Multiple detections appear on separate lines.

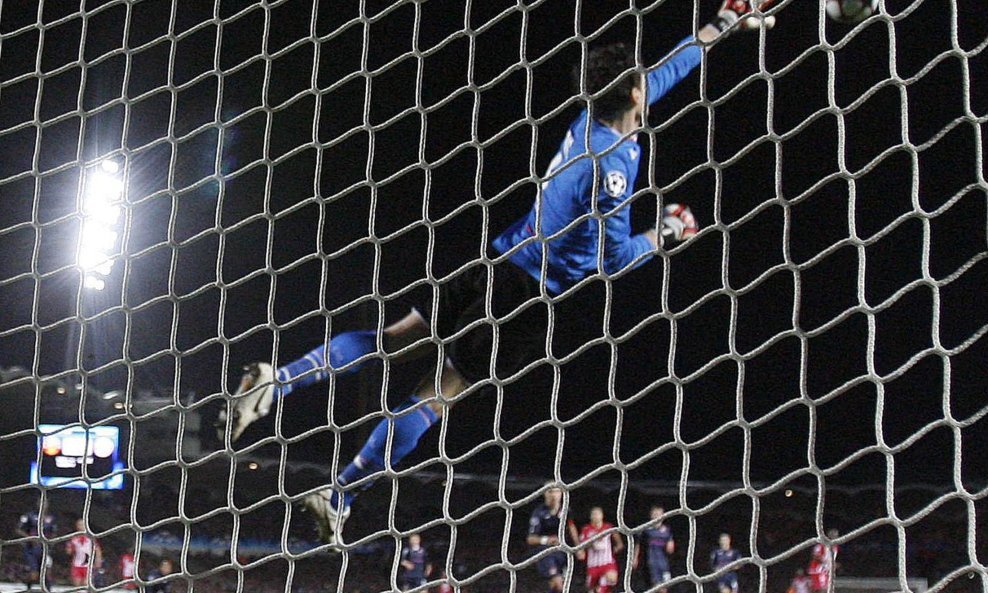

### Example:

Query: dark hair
xmin=574 ymin=42 xmax=640 ymax=122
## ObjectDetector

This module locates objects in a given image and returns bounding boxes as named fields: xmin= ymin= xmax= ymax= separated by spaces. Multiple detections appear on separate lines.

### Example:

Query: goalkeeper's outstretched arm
xmin=644 ymin=0 xmax=780 ymax=108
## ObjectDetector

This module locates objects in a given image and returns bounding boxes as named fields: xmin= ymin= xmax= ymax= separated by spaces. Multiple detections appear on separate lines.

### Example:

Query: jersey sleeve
xmin=595 ymin=156 xmax=654 ymax=275
xmin=646 ymin=36 xmax=702 ymax=106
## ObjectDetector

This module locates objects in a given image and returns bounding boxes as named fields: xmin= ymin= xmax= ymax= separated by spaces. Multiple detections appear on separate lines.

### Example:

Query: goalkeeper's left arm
xmin=644 ymin=0 xmax=780 ymax=107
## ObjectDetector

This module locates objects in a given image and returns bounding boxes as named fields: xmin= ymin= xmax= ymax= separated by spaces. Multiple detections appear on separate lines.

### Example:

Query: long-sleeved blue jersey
xmin=492 ymin=37 xmax=702 ymax=295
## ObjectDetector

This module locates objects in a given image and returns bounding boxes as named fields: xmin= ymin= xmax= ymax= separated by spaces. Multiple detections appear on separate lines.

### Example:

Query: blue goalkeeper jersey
xmin=492 ymin=36 xmax=702 ymax=295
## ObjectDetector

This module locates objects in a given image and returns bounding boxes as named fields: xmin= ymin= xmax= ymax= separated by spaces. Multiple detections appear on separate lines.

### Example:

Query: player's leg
xmin=600 ymin=566 xmax=619 ymax=593
xmin=537 ymin=552 xmax=566 ymax=593
xmin=277 ymin=311 xmax=434 ymax=398
xmin=338 ymin=359 xmax=462 ymax=496
xmin=72 ymin=566 xmax=86 ymax=586
xmin=24 ymin=546 xmax=40 ymax=588
xmin=303 ymin=358 xmax=467 ymax=543
xmin=550 ymin=553 xmax=568 ymax=593
xmin=651 ymin=556 xmax=671 ymax=592
xmin=648 ymin=556 xmax=661 ymax=588
xmin=218 ymin=311 xmax=432 ymax=442
xmin=303 ymin=261 xmax=543 ymax=542
xmin=548 ymin=574 xmax=564 ymax=593
xmin=587 ymin=566 xmax=606 ymax=593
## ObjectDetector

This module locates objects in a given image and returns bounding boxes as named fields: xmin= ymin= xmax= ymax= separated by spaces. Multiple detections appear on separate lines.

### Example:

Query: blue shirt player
xmin=216 ymin=0 xmax=781 ymax=547
xmin=16 ymin=502 xmax=57 ymax=590
xmin=526 ymin=486 xmax=569 ymax=593
xmin=399 ymin=533 xmax=432 ymax=590
xmin=711 ymin=533 xmax=743 ymax=593
xmin=636 ymin=505 xmax=675 ymax=588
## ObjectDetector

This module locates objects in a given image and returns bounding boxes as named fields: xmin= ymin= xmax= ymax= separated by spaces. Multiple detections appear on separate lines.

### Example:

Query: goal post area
xmin=835 ymin=577 xmax=930 ymax=593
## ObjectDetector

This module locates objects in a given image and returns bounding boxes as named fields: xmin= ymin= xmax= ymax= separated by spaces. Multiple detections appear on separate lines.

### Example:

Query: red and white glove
xmin=714 ymin=0 xmax=777 ymax=32
xmin=660 ymin=204 xmax=698 ymax=243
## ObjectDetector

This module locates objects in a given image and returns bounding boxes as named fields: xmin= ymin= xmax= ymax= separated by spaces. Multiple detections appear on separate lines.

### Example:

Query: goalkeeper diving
xmin=216 ymin=0 xmax=779 ymax=545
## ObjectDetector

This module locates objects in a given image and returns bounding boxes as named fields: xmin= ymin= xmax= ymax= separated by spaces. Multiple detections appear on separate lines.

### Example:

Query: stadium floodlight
xmin=78 ymin=160 xmax=123 ymax=291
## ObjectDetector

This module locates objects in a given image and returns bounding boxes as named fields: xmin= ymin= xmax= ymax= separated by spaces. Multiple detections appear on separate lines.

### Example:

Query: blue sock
xmin=330 ymin=396 xmax=439 ymax=510
xmin=274 ymin=330 xmax=377 ymax=399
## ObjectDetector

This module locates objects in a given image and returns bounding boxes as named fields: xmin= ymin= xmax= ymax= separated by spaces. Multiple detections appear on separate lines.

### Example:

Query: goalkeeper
xmin=217 ymin=0 xmax=777 ymax=544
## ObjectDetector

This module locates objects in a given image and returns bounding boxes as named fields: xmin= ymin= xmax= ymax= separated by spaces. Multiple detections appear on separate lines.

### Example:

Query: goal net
xmin=835 ymin=578 xmax=929 ymax=593
xmin=0 ymin=1 xmax=985 ymax=593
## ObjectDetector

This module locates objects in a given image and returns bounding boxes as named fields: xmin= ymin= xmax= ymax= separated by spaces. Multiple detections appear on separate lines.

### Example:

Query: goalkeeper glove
xmin=660 ymin=204 xmax=699 ymax=243
xmin=712 ymin=0 xmax=777 ymax=33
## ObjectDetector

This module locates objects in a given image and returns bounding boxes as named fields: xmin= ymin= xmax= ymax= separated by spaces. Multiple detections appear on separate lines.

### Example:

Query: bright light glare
xmin=81 ymin=226 xmax=117 ymax=252
xmin=84 ymin=174 xmax=122 ymax=209
xmin=85 ymin=199 xmax=121 ymax=226
xmin=83 ymin=275 xmax=106 ymax=291
xmin=79 ymin=243 xmax=114 ymax=272
xmin=78 ymin=161 xmax=124 ymax=290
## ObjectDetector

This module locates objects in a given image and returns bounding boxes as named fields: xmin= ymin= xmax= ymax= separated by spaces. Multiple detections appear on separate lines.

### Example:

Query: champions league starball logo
xmin=604 ymin=170 xmax=627 ymax=198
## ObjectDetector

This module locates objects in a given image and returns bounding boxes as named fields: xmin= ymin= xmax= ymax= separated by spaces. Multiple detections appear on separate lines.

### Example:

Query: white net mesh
xmin=0 ymin=1 xmax=985 ymax=593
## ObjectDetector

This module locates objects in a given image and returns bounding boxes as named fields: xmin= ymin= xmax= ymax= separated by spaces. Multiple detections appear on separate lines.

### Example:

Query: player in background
xmin=526 ymin=486 xmax=571 ymax=593
xmin=146 ymin=558 xmax=174 ymax=593
xmin=807 ymin=529 xmax=840 ymax=593
xmin=633 ymin=505 xmax=675 ymax=590
xmin=577 ymin=507 xmax=624 ymax=593
xmin=788 ymin=568 xmax=813 ymax=593
xmin=66 ymin=518 xmax=103 ymax=587
xmin=436 ymin=568 xmax=454 ymax=593
xmin=216 ymin=0 xmax=780 ymax=544
xmin=15 ymin=498 xmax=57 ymax=591
xmin=710 ymin=533 xmax=742 ymax=593
xmin=399 ymin=533 xmax=432 ymax=590
xmin=119 ymin=547 xmax=137 ymax=589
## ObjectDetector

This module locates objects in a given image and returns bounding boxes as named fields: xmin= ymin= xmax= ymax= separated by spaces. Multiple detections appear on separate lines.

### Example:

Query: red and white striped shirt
xmin=580 ymin=523 xmax=616 ymax=568
xmin=67 ymin=534 xmax=100 ymax=568
xmin=808 ymin=542 xmax=838 ymax=575
xmin=119 ymin=552 xmax=135 ymax=579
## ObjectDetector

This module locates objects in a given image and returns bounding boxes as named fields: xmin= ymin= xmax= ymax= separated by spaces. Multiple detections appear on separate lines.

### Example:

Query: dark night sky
xmin=0 ymin=0 xmax=985 ymax=493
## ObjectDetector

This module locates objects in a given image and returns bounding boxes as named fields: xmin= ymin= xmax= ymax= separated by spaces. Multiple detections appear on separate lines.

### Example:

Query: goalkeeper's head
xmin=577 ymin=43 xmax=644 ymax=124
